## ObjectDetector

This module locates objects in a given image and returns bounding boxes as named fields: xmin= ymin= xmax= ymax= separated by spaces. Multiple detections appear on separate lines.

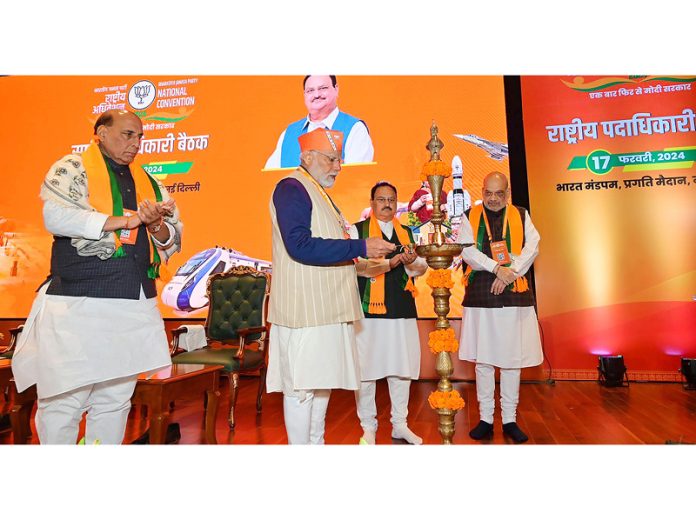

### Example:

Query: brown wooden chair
xmin=170 ymin=266 xmax=270 ymax=429
xmin=0 ymin=325 xmax=23 ymax=360
xmin=1 ymin=325 xmax=24 ymax=433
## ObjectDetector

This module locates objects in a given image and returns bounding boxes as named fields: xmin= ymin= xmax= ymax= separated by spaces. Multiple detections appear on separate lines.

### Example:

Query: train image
xmin=161 ymin=247 xmax=272 ymax=313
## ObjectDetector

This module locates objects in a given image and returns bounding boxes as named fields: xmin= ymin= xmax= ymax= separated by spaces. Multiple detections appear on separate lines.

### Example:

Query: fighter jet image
xmin=453 ymin=134 xmax=508 ymax=161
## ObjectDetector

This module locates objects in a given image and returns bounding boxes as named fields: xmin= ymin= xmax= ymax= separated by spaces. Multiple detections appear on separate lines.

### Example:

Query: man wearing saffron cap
xmin=456 ymin=171 xmax=542 ymax=444
xmin=264 ymin=75 xmax=374 ymax=169
xmin=349 ymin=181 xmax=427 ymax=445
xmin=267 ymin=128 xmax=395 ymax=444
xmin=12 ymin=109 xmax=182 ymax=444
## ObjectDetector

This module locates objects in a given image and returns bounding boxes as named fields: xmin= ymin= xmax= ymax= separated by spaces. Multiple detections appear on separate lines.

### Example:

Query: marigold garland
xmin=428 ymin=390 xmax=466 ymax=411
xmin=426 ymin=268 xmax=454 ymax=289
xmin=420 ymin=160 xmax=451 ymax=181
xmin=428 ymin=328 xmax=459 ymax=354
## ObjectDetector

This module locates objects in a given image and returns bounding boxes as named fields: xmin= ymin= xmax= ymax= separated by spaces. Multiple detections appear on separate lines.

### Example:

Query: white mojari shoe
xmin=359 ymin=429 xmax=376 ymax=445
xmin=391 ymin=425 xmax=423 ymax=445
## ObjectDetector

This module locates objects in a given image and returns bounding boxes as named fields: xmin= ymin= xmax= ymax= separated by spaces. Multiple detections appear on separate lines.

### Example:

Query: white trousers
xmin=475 ymin=363 xmax=520 ymax=424
xmin=355 ymin=377 xmax=411 ymax=432
xmin=282 ymin=390 xmax=331 ymax=444
xmin=35 ymin=375 xmax=138 ymax=444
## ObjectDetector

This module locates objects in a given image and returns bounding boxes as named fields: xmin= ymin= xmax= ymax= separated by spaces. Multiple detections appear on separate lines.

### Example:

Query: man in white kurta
xmin=457 ymin=172 xmax=542 ymax=444
xmin=349 ymin=182 xmax=427 ymax=445
xmin=12 ymin=110 xmax=182 ymax=444
xmin=267 ymin=128 xmax=394 ymax=444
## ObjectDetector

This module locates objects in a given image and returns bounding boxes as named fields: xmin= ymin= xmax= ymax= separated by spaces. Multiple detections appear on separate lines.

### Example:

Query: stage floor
xmin=2 ymin=378 xmax=695 ymax=445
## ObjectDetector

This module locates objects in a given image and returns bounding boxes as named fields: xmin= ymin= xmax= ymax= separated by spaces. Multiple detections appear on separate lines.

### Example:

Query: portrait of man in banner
xmin=264 ymin=75 xmax=374 ymax=169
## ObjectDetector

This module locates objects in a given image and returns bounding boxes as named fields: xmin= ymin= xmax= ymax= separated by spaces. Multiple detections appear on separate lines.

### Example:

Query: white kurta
xmin=455 ymin=207 xmax=543 ymax=369
xmin=353 ymin=318 xmax=420 ymax=380
xmin=13 ymin=284 xmax=172 ymax=399
xmin=349 ymin=219 xmax=426 ymax=381
xmin=267 ymin=322 xmax=361 ymax=393
xmin=11 ymin=190 xmax=176 ymax=399
xmin=459 ymin=306 xmax=543 ymax=369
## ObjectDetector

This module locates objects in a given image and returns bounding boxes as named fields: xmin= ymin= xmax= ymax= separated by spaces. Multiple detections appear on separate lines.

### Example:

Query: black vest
xmin=462 ymin=205 xmax=536 ymax=309
xmin=45 ymin=155 xmax=156 ymax=300
xmin=355 ymin=218 xmax=418 ymax=319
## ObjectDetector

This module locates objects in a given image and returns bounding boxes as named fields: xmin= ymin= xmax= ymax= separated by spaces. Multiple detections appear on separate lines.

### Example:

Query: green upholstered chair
xmin=170 ymin=266 xmax=270 ymax=429
xmin=0 ymin=326 xmax=23 ymax=360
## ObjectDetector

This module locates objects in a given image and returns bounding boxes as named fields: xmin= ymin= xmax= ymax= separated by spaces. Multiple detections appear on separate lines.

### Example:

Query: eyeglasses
xmin=374 ymin=197 xmax=396 ymax=204
xmin=313 ymin=150 xmax=341 ymax=165
xmin=483 ymin=190 xmax=508 ymax=198
xmin=304 ymin=85 xmax=331 ymax=96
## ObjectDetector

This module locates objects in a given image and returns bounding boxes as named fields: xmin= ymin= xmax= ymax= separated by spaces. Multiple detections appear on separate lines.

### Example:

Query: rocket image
xmin=447 ymin=155 xmax=470 ymax=218
xmin=452 ymin=155 xmax=464 ymax=179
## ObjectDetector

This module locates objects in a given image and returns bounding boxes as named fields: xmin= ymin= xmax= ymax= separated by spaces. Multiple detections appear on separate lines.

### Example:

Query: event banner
xmin=521 ymin=76 xmax=696 ymax=374
xmin=0 ymin=76 xmax=510 ymax=319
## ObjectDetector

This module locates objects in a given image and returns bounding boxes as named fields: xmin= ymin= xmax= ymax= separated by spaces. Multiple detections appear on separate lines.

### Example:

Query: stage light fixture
xmin=598 ymin=355 xmax=628 ymax=387
xmin=680 ymin=358 xmax=696 ymax=390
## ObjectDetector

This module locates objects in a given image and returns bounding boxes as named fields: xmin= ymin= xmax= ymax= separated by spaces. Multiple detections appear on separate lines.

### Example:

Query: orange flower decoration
xmin=420 ymin=160 xmax=451 ymax=181
xmin=426 ymin=269 xmax=454 ymax=289
xmin=428 ymin=390 xmax=466 ymax=411
xmin=428 ymin=328 xmax=459 ymax=354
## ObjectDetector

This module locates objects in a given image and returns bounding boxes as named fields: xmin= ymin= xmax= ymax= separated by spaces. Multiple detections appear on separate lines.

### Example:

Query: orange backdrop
xmin=521 ymin=75 xmax=696 ymax=375
xmin=0 ymin=76 xmax=509 ymax=318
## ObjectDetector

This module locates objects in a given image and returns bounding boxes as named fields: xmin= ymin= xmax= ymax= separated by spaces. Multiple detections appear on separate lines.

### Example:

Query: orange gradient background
xmin=521 ymin=76 xmax=696 ymax=375
xmin=0 ymin=76 xmax=510 ymax=319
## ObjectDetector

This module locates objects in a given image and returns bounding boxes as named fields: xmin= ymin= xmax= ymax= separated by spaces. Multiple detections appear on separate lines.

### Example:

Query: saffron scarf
xmin=361 ymin=216 xmax=418 ymax=315
xmin=82 ymin=141 xmax=164 ymax=279
xmin=462 ymin=204 xmax=529 ymax=293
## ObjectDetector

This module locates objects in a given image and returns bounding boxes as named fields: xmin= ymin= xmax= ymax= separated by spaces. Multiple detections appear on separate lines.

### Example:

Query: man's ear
xmin=95 ymin=125 xmax=107 ymax=142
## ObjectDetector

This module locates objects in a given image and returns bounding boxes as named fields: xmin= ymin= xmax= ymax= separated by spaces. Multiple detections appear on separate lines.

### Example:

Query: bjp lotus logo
xmin=128 ymin=80 xmax=156 ymax=110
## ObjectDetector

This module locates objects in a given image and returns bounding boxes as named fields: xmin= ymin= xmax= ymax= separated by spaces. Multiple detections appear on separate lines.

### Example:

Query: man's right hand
xmin=365 ymin=237 xmax=396 ymax=258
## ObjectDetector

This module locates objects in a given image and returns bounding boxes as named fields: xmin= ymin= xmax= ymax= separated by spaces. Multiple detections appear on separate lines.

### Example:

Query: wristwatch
xmin=148 ymin=220 xmax=164 ymax=233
